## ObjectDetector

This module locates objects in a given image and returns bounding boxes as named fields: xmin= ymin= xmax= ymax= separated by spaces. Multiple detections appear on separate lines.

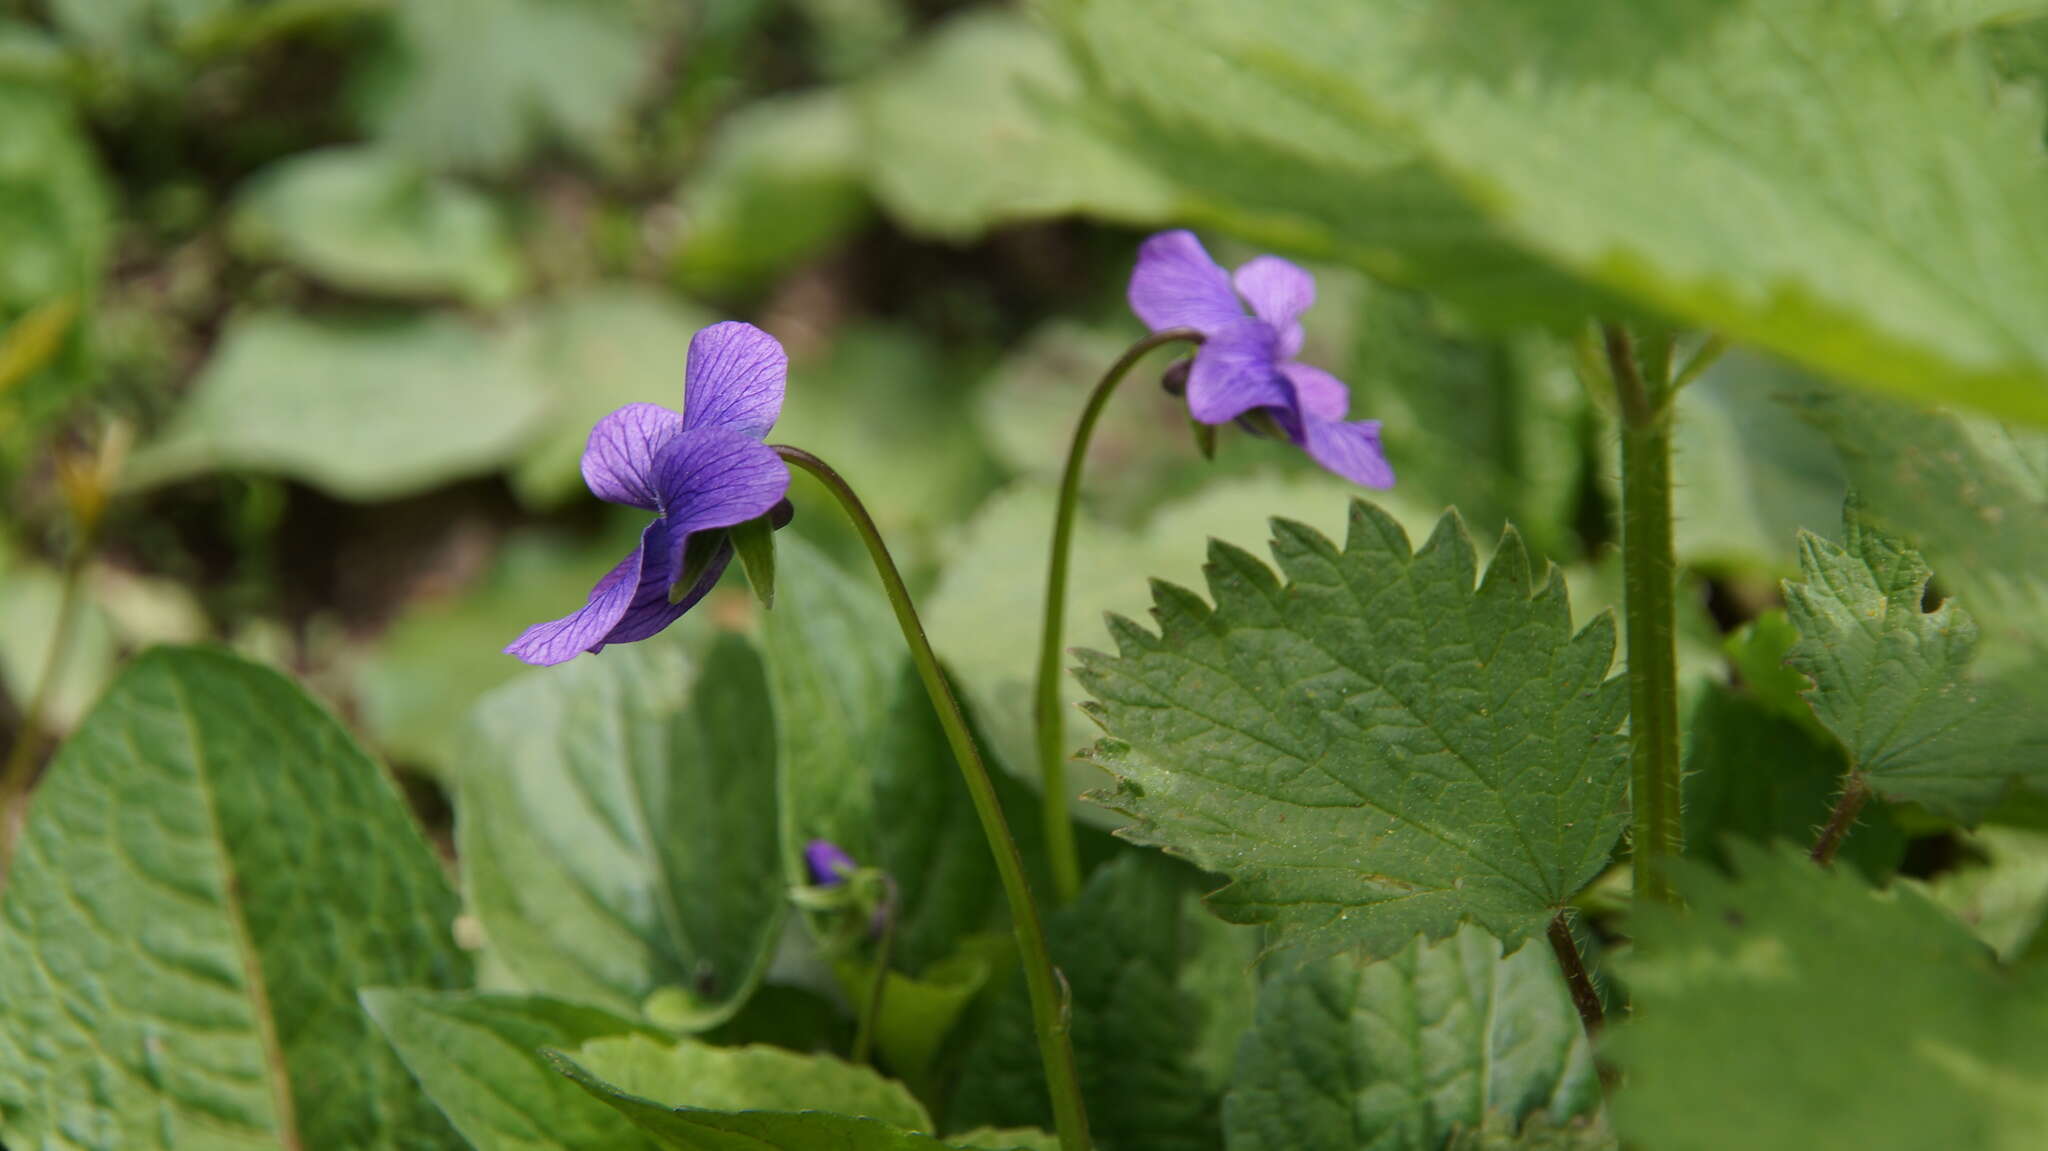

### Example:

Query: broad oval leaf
xmin=0 ymin=647 xmax=470 ymax=1150
xmin=1078 ymin=501 xmax=1628 ymax=958
xmin=458 ymin=630 xmax=784 ymax=1027
xmin=1225 ymin=925 xmax=1599 ymax=1151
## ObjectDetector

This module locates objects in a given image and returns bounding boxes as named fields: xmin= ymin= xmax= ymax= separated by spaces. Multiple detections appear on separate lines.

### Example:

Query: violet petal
xmin=1232 ymin=256 xmax=1314 ymax=359
xmin=1185 ymin=318 xmax=1292 ymax=425
xmin=805 ymin=839 xmax=858 ymax=886
xmin=580 ymin=403 xmax=686 ymax=511
xmin=1279 ymin=360 xmax=1351 ymax=422
xmin=682 ymin=321 xmax=787 ymax=438
xmin=649 ymin=427 xmax=792 ymax=576
xmin=1128 ymin=230 xmax=1245 ymax=335
xmin=1297 ymin=417 xmax=1396 ymax=489
xmin=504 ymin=520 xmax=665 ymax=666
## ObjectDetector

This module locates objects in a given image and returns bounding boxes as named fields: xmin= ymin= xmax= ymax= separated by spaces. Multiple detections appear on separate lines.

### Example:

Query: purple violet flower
xmin=505 ymin=321 xmax=793 ymax=666
xmin=1128 ymin=230 xmax=1395 ymax=488
xmin=805 ymin=839 xmax=858 ymax=886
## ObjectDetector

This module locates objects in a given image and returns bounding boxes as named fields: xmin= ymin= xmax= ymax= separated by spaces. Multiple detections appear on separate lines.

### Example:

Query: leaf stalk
xmin=774 ymin=445 xmax=1092 ymax=1151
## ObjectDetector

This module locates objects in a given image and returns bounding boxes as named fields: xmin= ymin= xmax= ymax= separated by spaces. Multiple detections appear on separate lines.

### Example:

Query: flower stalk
xmin=1035 ymin=327 xmax=1201 ymax=903
xmin=775 ymin=445 xmax=1092 ymax=1151
xmin=1606 ymin=324 xmax=1684 ymax=906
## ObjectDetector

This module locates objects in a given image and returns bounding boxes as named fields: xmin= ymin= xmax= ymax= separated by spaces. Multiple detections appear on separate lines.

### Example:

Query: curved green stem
xmin=775 ymin=446 xmax=1092 ymax=1151
xmin=1605 ymin=325 xmax=1683 ymax=906
xmin=851 ymin=901 xmax=895 ymax=1066
xmin=1035 ymin=328 xmax=1202 ymax=904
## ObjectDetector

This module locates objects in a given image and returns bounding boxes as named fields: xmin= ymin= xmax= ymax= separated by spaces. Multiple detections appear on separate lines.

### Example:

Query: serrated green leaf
xmin=568 ymin=1034 xmax=931 ymax=1130
xmin=230 ymin=146 xmax=523 ymax=305
xmin=1607 ymin=844 xmax=2048 ymax=1149
xmin=363 ymin=991 xmax=661 ymax=1151
xmin=859 ymin=8 xmax=1176 ymax=240
xmin=1078 ymin=501 xmax=1629 ymax=958
xmin=949 ymin=854 xmax=1222 ymax=1151
xmin=458 ymin=630 xmax=783 ymax=1026
xmin=360 ymin=0 xmax=656 ymax=175
xmin=1682 ymin=684 xmax=1905 ymax=879
xmin=1225 ymin=925 xmax=1598 ymax=1151
xmin=1784 ymin=505 xmax=2048 ymax=820
xmin=125 ymin=310 xmax=551 ymax=500
xmin=0 ymin=647 xmax=469 ymax=1150
xmin=672 ymin=89 xmax=870 ymax=294
xmin=1071 ymin=0 xmax=2048 ymax=419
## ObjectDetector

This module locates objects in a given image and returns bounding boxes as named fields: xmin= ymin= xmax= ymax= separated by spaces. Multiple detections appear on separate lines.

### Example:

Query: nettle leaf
xmin=1681 ymin=685 xmax=1904 ymax=879
xmin=1078 ymin=502 xmax=1629 ymax=958
xmin=1226 ymin=925 xmax=1599 ymax=1151
xmin=124 ymin=310 xmax=551 ymax=501
xmin=1784 ymin=505 xmax=2048 ymax=820
xmin=949 ymin=854 xmax=1224 ymax=1151
xmin=1085 ymin=0 xmax=2048 ymax=421
xmin=363 ymin=991 xmax=661 ymax=1151
xmin=0 ymin=647 xmax=470 ymax=1149
xmin=230 ymin=146 xmax=524 ymax=305
xmin=458 ymin=630 xmax=784 ymax=1026
xmin=859 ymin=7 xmax=1177 ymax=240
xmin=1607 ymin=844 xmax=2048 ymax=1149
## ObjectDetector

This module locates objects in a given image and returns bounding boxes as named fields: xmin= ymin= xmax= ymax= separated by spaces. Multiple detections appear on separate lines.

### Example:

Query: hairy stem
xmin=1035 ymin=328 xmax=1202 ymax=904
xmin=1606 ymin=325 xmax=1683 ymax=906
xmin=776 ymin=446 xmax=1092 ymax=1151
xmin=1810 ymin=775 xmax=1871 ymax=866
xmin=1548 ymin=911 xmax=1605 ymax=1038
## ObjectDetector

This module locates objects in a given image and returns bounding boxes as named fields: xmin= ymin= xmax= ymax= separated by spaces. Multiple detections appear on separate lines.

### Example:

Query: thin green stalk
xmin=1605 ymin=325 xmax=1683 ymax=906
xmin=0 ymin=544 xmax=87 ymax=872
xmin=1035 ymin=328 xmax=1201 ymax=904
xmin=851 ymin=901 xmax=895 ymax=1066
xmin=776 ymin=446 xmax=1092 ymax=1151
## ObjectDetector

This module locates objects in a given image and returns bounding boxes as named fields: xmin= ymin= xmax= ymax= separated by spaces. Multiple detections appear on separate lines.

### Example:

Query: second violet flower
xmin=1129 ymin=230 xmax=1394 ymax=489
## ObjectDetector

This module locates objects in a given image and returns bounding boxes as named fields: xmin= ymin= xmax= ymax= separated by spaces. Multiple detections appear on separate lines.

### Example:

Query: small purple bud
xmin=805 ymin=838 xmax=857 ymax=886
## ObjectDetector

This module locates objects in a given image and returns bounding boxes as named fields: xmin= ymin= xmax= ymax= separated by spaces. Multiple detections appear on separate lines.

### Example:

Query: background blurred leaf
xmin=0 ymin=647 xmax=470 ymax=1150
xmin=1150 ymin=0 xmax=2048 ymax=421
xmin=359 ymin=0 xmax=658 ymax=175
xmin=1079 ymin=503 xmax=1629 ymax=958
xmin=671 ymin=89 xmax=870 ymax=295
xmin=1607 ymin=844 xmax=2048 ymax=1150
xmin=568 ymin=1033 xmax=931 ymax=1129
xmin=859 ymin=7 xmax=1177 ymax=240
xmin=126 ymin=310 xmax=551 ymax=500
xmin=365 ymin=991 xmax=663 ymax=1151
xmin=231 ymin=146 xmax=524 ymax=305
xmin=458 ymin=630 xmax=784 ymax=1027
xmin=1918 ymin=827 xmax=2048 ymax=960
xmin=509 ymin=285 xmax=714 ymax=508
xmin=1225 ymin=925 xmax=1599 ymax=1151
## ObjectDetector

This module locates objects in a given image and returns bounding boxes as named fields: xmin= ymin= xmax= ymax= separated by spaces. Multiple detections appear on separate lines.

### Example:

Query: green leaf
xmin=1682 ymin=684 xmax=1904 ymax=879
xmin=1722 ymin=609 xmax=1824 ymax=734
xmin=1445 ymin=1111 xmax=1617 ymax=1151
xmin=730 ymin=515 xmax=778 ymax=610
xmin=949 ymin=854 xmax=1222 ymax=1151
xmin=567 ymin=1034 xmax=931 ymax=1130
xmin=1225 ymin=925 xmax=1599 ymax=1151
xmin=458 ymin=630 xmax=783 ymax=1026
xmin=1796 ymin=388 xmax=2048 ymax=653
xmin=230 ymin=146 xmax=524 ymax=305
xmin=0 ymin=79 xmax=109 ymax=430
xmin=508 ymin=285 xmax=716 ymax=508
xmin=859 ymin=8 xmax=1176 ymax=239
xmin=1783 ymin=504 xmax=2048 ymax=820
xmin=363 ymin=990 xmax=661 ymax=1151
xmin=360 ymin=0 xmax=657 ymax=175
xmin=671 ymin=89 xmax=870 ymax=294
xmin=0 ymin=647 xmax=470 ymax=1149
xmin=1918 ymin=826 xmax=2048 ymax=960
xmin=1607 ymin=844 xmax=2048 ymax=1149
xmin=555 ymin=1047 xmax=1057 ymax=1151
xmin=1134 ymin=0 xmax=2048 ymax=421
xmin=126 ymin=310 xmax=551 ymax=500
xmin=1078 ymin=502 xmax=1629 ymax=958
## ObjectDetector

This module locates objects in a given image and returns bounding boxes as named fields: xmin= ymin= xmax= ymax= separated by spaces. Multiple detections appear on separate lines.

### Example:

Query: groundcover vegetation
xmin=2 ymin=1 xmax=2047 ymax=1149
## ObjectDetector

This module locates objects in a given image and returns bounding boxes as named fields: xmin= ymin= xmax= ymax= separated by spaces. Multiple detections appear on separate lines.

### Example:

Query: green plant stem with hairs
xmin=774 ymin=445 xmax=1093 ymax=1151
xmin=1033 ymin=328 xmax=1202 ymax=903
xmin=1605 ymin=324 xmax=1684 ymax=906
